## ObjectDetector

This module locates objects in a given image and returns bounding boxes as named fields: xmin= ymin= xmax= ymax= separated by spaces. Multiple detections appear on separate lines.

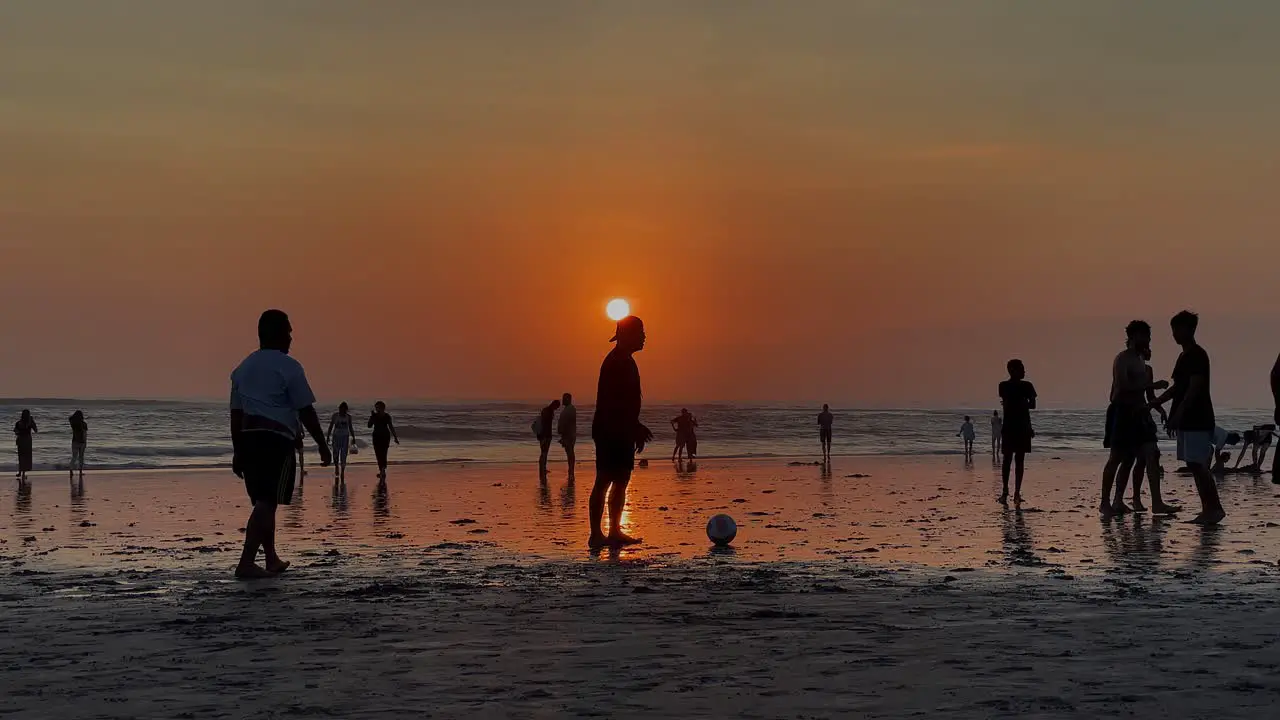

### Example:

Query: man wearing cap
xmin=230 ymin=310 xmax=331 ymax=579
xmin=589 ymin=315 xmax=652 ymax=548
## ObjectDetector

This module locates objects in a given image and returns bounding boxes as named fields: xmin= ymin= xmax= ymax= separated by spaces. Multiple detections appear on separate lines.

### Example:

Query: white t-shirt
xmin=230 ymin=349 xmax=317 ymax=438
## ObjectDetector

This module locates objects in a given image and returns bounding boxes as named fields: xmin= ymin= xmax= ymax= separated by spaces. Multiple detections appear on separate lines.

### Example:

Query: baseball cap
xmin=609 ymin=315 xmax=644 ymax=342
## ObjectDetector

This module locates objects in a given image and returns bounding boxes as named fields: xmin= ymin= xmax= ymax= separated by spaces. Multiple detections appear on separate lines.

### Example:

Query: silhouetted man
xmin=230 ymin=310 xmax=331 ymax=579
xmin=589 ymin=315 xmax=652 ymax=548
xmin=1100 ymin=321 xmax=1177 ymax=516
xmin=558 ymin=392 xmax=577 ymax=470
xmin=818 ymin=404 xmax=834 ymax=462
xmin=1152 ymin=311 xmax=1223 ymax=525
xmin=537 ymin=399 xmax=561 ymax=476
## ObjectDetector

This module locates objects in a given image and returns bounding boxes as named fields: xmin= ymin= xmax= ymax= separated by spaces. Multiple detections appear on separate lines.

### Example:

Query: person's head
xmin=964 ymin=415 xmax=971 ymax=422
xmin=20 ymin=409 xmax=31 ymax=421
xmin=550 ymin=399 xmax=561 ymax=410
xmin=69 ymin=410 xmax=83 ymax=423
xmin=562 ymin=393 xmax=572 ymax=406
xmin=1124 ymin=320 xmax=1152 ymax=354
xmin=1218 ymin=451 xmax=1231 ymax=465
xmin=993 ymin=410 xmax=1000 ymax=417
xmin=338 ymin=402 xmax=349 ymax=414
xmin=1007 ymin=359 xmax=1025 ymax=380
xmin=374 ymin=401 xmax=386 ymax=413
xmin=822 ymin=404 xmax=829 ymax=412
xmin=682 ymin=408 xmax=690 ymax=416
xmin=1170 ymin=310 xmax=1199 ymax=346
xmin=258 ymin=309 xmax=292 ymax=353
xmin=1226 ymin=431 xmax=1242 ymax=446
xmin=610 ymin=315 xmax=646 ymax=353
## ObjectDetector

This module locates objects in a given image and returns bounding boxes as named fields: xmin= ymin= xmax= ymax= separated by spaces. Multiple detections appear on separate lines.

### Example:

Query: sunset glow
xmin=606 ymin=299 xmax=631 ymax=322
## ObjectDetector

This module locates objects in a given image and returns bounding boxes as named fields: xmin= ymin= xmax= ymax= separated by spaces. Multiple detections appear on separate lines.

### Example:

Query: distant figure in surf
xmin=557 ymin=393 xmax=577 ymax=472
xmin=368 ymin=401 xmax=399 ymax=486
xmin=535 ymin=399 xmax=561 ymax=477
xmin=69 ymin=410 xmax=88 ymax=481
xmin=998 ymin=359 xmax=1037 ymax=505
xmin=230 ymin=309 xmax=331 ymax=579
xmin=671 ymin=408 xmax=698 ymax=462
xmin=589 ymin=315 xmax=652 ymax=548
xmin=326 ymin=402 xmax=357 ymax=486
xmin=14 ymin=410 xmax=37 ymax=484
xmin=990 ymin=411 xmax=1002 ymax=456
xmin=818 ymin=404 xmax=834 ymax=462
xmin=957 ymin=416 xmax=976 ymax=460
xmin=1229 ymin=424 xmax=1277 ymax=473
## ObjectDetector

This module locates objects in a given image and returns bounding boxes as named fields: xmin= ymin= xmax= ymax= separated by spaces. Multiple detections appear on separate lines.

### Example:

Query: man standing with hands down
xmin=230 ymin=310 xmax=331 ymax=579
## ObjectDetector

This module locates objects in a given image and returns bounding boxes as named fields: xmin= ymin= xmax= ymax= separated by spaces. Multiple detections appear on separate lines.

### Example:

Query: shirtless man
xmin=589 ymin=315 xmax=652 ymax=548
xmin=1100 ymin=320 xmax=1178 ymax=516
xmin=1272 ymin=353 xmax=1280 ymax=475
xmin=1112 ymin=343 xmax=1167 ymax=511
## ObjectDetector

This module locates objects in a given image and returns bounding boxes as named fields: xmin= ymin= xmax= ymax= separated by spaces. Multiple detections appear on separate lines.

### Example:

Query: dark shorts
xmin=1002 ymin=426 xmax=1033 ymax=455
xmin=241 ymin=431 xmax=297 ymax=506
xmin=1108 ymin=404 xmax=1157 ymax=454
xmin=820 ymin=427 xmax=832 ymax=443
xmin=595 ymin=440 xmax=635 ymax=475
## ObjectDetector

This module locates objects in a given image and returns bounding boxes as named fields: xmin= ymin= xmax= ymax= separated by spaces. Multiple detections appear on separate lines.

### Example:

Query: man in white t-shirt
xmin=230 ymin=310 xmax=331 ymax=579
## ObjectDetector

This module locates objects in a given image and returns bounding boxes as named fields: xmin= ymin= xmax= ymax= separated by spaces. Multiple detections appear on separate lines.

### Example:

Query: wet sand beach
xmin=5 ymin=456 xmax=1280 ymax=718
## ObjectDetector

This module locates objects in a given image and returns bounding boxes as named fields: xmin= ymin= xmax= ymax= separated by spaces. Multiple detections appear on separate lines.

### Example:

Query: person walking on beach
xmin=535 ymin=399 xmax=561 ymax=476
xmin=958 ymin=416 xmax=976 ymax=460
xmin=368 ymin=401 xmax=398 ymax=486
xmin=1100 ymin=321 xmax=1177 ymax=516
xmin=557 ymin=393 xmax=577 ymax=471
xmin=326 ymin=402 xmax=356 ymax=486
xmin=590 ymin=314 xmax=652 ymax=548
xmin=671 ymin=408 xmax=698 ymax=462
xmin=13 ymin=410 xmax=37 ymax=484
xmin=818 ymin=404 xmax=834 ymax=462
xmin=68 ymin=411 xmax=88 ymax=480
xmin=1151 ymin=311 xmax=1224 ymax=525
xmin=998 ymin=359 xmax=1036 ymax=505
xmin=230 ymin=309 xmax=331 ymax=579
xmin=990 ymin=411 xmax=1002 ymax=456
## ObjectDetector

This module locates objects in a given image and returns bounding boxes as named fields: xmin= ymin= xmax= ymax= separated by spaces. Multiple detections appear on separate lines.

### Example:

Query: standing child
xmin=958 ymin=416 xmax=976 ymax=460
xmin=998 ymin=359 xmax=1038 ymax=505
xmin=69 ymin=411 xmax=88 ymax=480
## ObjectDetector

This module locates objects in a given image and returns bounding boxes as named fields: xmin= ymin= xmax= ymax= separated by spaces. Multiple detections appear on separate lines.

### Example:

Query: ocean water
xmin=0 ymin=399 xmax=1272 ymax=473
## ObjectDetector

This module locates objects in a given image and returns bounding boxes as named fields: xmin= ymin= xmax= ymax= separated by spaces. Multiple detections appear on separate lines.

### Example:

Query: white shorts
xmin=1177 ymin=431 xmax=1213 ymax=466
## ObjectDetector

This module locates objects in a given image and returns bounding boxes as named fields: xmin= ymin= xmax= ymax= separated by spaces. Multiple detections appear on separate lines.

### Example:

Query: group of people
xmin=10 ymin=409 xmax=88 ymax=486
xmin=321 ymin=401 xmax=399 ymax=488
xmin=534 ymin=399 xmax=699 ymax=472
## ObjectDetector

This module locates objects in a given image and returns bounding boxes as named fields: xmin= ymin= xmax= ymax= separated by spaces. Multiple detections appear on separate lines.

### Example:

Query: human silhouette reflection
xmin=1187 ymin=525 xmax=1222 ymax=571
xmin=15 ymin=483 xmax=32 ymax=515
xmin=820 ymin=463 xmax=833 ymax=481
xmin=1101 ymin=514 xmax=1166 ymax=574
xmin=1001 ymin=508 xmax=1038 ymax=567
xmin=559 ymin=478 xmax=576 ymax=516
xmin=330 ymin=481 xmax=350 ymax=519
xmin=372 ymin=485 xmax=390 ymax=521
xmin=537 ymin=474 xmax=552 ymax=513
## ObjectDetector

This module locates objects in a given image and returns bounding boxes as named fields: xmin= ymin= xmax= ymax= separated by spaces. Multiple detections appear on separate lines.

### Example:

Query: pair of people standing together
xmin=325 ymin=402 xmax=399 ymax=486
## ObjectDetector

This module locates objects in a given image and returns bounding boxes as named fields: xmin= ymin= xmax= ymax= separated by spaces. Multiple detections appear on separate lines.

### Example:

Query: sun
xmin=606 ymin=298 xmax=631 ymax=321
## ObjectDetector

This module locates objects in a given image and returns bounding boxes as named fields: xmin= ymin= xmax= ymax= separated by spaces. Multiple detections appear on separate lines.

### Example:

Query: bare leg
xmin=1129 ymin=456 xmax=1146 ymax=511
xmin=1013 ymin=452 xmax=1026 ymax=501
xmin=236 ymin=502 xmax=276 ymax=579
xmin=589 ymin=474 xmax=613 ymax=547
xmin=606 ymin=477 xmax=639 ymax=544
xmin=1112 ymin=455 xmax=1135 ymax=514
xmin=1142 ymin=445 xmax=1179 ymax=514
xmin=999 ymin=452 xmax=1012 ymax=503
xmin=1188 ymin=463 xmax=1225 ymax=524
xmin=1100 ymin=450 xmax=1125 ymax=514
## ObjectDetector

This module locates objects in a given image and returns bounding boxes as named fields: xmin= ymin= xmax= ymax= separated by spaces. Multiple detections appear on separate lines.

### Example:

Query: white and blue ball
xmin=706 ymin=514 xmax=737 ymax=546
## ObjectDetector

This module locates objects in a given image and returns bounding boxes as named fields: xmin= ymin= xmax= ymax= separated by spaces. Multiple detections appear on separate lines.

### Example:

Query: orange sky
xmin=1 ymin=2 xmax=1278 ymax=406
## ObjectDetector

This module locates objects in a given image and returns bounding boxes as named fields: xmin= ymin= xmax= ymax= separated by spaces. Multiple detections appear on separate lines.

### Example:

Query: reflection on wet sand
xmin=5 ymin=455 xmax=1280 ymax=579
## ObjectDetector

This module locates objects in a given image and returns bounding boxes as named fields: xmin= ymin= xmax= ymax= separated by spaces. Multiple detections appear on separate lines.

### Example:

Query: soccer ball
xmin=706 ymin=514 xmax=737 ymax=546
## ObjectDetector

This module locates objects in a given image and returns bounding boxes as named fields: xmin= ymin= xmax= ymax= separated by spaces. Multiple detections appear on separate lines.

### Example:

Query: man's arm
xmin=299 ymin=406 xmax=331 ymax=465
xmin=1271 ymin=353 xmax=1280 ymax=422
xmin=325 ymin=415 xmax=334 ymax=441
xmin=389 ymin=416 xmax=399 ymax=444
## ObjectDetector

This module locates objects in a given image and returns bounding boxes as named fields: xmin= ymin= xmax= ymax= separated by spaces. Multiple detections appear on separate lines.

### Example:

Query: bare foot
xmin=1195 ymin=509 xmax=1226 ymax=526
xmin=1151 ymin=503 xmax=1181 ymax=515
xmin=266 ymin=559 xmax=291 ymax=574
xmin=1131 ymin=500 xmax=1147 ymax=512
xmin=608 ymin=532 xmax=643 ymax=546
xmin=234 ymin=563 xmax=275 ymax=580
xmin=588 ymin=533 xmax=609 ymax=549
xmin=1111 ymin=502 xmax=1131 ymax=515
xmin=1185 ymin=513 xmax=1205 ymax=524
xmin=998 ymin=495 xmax=1009 ymax=506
